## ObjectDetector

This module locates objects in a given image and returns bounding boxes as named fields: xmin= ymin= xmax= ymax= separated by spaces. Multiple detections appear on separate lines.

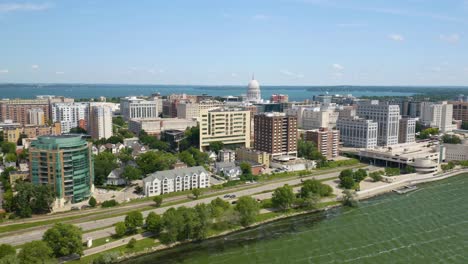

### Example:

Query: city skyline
xmin=0 ymin=0 xmax=467 ymax=85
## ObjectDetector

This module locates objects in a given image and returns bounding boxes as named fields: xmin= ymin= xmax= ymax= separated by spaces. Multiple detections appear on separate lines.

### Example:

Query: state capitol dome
xmin=246 ymin=75 xmax=261 ymax=102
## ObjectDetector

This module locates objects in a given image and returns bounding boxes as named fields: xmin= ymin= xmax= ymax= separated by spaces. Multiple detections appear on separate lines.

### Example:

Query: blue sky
xmin=0 ymin=0 xmax=467 ymax=85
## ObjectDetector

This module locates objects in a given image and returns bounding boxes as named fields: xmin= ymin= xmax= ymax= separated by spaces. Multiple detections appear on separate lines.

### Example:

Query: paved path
xmin=0 ymin=169 xmax=352 ymax=246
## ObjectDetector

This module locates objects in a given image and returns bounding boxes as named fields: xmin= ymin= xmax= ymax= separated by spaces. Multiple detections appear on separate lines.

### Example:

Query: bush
xmin=369 ymin=171 xmax=384 ymax=182
xmin=127 ymin=238 xmax=137 ymax=249
xmin=384 ymin=167 xmax=400 ymax=176
xmin=153 ymin=196 xmax=163 ymax=207
xmin=0 ymin=244 xmax=15 ymax=259
xmin=89 ymin=197 xmax=97 ymax=208
xmin=92 ymin=252 xmax=120 ymax=264
xmin=101 ymin=199 xmax=119 ymax=208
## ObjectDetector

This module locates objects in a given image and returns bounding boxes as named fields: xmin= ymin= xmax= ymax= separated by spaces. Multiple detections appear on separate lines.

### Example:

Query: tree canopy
xmin=125 ymin=211 xmax=144 ymax=234
xmin=12 ymin=182 xmax=55 ymax=218
xmin=136 ymin=151 xmax=177 ymax=174
xmin=94 ymin=151 xmax=118 ymax=185
xmin=271 ymin=185 xmax=295 ymax=210
xmin=235 ymin=196 xmax=260 ymax=227
xmin=42 ymin=223 xmax=83 ymax=257
xmin=18 ymin=241 xmax=54 ymax=264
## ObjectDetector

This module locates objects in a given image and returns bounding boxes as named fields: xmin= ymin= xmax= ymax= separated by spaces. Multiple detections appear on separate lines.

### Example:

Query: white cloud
xmin=252 ymin=14 xmax=269 ymax=20
xmin=280 ymin=69 xmax=304 ymax=78
xmin=55 ymin=71 xmax=64 ymax=75
xmin=0 ymin=69 xmax=9 ymax=74
xmin=332 ymin=64 xmax=344 ymax=71
xmin=31 ymin=64 xmax=39 ymax=69
xmin=231 ymin=73 xmax=238 ymax=77
xmin=0 ymin=3 xmax=52 ymax=12
xmin=439 ymin=34 xmax=460 ymax=44
xmin=388 ymin=34 xmax=404 ymax=41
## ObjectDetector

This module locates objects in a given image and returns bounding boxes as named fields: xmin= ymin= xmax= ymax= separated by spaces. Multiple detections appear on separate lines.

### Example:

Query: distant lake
xmin=123 ymin=174 xmax=468 ymax=264
xmin=0 ymin=84 xmax=423 ymax=101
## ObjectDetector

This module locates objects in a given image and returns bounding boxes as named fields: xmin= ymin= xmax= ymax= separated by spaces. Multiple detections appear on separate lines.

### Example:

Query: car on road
xmin=223 ymin=194 xmax=231 ymax=198
xmin=230 ymin=194 xmax=236 ymax=199
xmin=71 ymin=206 xmax=80 ymax=211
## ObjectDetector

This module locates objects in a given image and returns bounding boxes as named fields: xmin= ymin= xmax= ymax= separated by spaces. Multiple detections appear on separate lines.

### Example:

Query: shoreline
xmin=103 ymin=169 xmax=467 ymax=263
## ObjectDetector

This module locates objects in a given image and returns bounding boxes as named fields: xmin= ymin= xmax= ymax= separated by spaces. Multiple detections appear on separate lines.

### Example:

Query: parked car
xmin=71 ymin=206 xmax=80 ymax=211
xmin=230 ymin=194 xmax=236 ymax=199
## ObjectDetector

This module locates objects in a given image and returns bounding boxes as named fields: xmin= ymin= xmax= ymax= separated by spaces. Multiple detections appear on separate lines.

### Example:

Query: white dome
xmin=248 ymin=79 xmax=260 ymax=90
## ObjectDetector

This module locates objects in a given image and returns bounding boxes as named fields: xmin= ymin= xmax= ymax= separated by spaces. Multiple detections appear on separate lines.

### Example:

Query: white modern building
xmin=176 ymin=100 xmax=224 ymax=120
xmin=246 ymin=76 xmax=262 ymax=103
xmin=302 ymin=107 xmax=338 ymax=130
xmin=336 ymin=117 xmax=378 ymax=149
xmin=143 ymin=166 xmax=210 ymax=196
xmin=357 ymin=101 xmax=400 ymax=146
xmin=51 ymin=102 xmax=89 ymax=133
xmin=128 ymin=118 xmax=197 ymax=136
xmin=443 ymin=140 xmax=468 ymax=161
xmin=420 ymin=101 xmax=455 ymax=133
xmin=120 ymin=96 xmax=159 ymax=121
xmin=89 ymin=105 xmax=113 ymax=140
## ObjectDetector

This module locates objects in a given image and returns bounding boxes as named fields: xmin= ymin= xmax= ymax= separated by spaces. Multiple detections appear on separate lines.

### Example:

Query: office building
xmin=3 ymin=123 xmax=61 ymax=143
xmin=129 ymin=118 xmax=197 ymax=136
xmin=176 ymin=100 xmax=224 ymax=120
xmin=443 ymin=140 xmax=468 ymax=161
xmin=51 ymin=102 xmax=89 ymax=133
xmin=336 ymin=117 xmax=378 ymax=149
xmin=420 ymin=101 xmax=454 ymax=132
xmin=451 ymin=101 xmax=468 ymax=122
xmin=314 ymin=94 xmax=332 ymax=105
xmin=302 ymin=108 xmax=338 ymax=130
xmin=120 ymin=96 xmax=159 ymax=121
xmin=305 ymin=128 xmax=340 ymax=159
xmin=199 ymin=107 xmax=251 ymax=150
xmin=143 ymin=166 xmax=209 ymax=196
xmin=398 ymin=118 xmax=416 ymax=144
xmin=270 ymin=94 xmax=289 ymax=103
xmin=89 ymin=105 xmax=113 ymax=140
xmin=357 ymin=101 xmax=400 ymax=146
xmin=254 ymin=112 xmax=297 ymax=157
xmin=0 ymin=98 xmax=50 ymax=125
xmin=29 ymin=135 xmax=94 ymax=206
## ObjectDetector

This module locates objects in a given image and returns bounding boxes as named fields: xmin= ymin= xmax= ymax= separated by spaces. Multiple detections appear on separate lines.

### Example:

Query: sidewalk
xmin=84 ymin=232 xmax=154 ymax=256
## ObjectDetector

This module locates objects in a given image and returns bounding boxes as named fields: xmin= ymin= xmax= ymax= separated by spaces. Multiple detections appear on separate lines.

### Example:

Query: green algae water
xmin=124 ymin=175 xmax=468 ymax=264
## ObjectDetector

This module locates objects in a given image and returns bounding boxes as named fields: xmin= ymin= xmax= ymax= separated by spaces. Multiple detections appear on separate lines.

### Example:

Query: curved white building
xmin=246 ymin=76 xmax=261 ymax=103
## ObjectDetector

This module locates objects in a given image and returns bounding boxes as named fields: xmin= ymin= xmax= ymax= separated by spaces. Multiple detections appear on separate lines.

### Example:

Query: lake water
xmin=0 ymin=84 xmax=418 ymax=102
xmin=124 ymin=174 xmax=468 ymax=264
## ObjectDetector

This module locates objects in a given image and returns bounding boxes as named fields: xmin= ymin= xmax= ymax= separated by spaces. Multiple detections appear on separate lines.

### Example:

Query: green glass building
xmin=30 ymin=135 xmax=94 ymax=204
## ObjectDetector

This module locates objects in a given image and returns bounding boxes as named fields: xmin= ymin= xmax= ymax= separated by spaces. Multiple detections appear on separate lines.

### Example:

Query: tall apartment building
xmin=420 ymin=101 xmax=454 ymax=132
xmin=236 ymin=148 xmax=270 ymax=167
xmin=357 ymin=101 xmax=400 ymax=146
xmin=89 ymin=105 xmax=113 ymax=140
xmin=398 ymin=118 xmax=416 ymax=144
xmin=253 ymin=112 xmax=297 ymax=157
xmin=302 ymin=108 xmax=338 ymax=130
xmin=28 ymin=108 xmax=45 ymax=125
xmin=199 ymin=107 xmax=251 ymax=151
xmin=3 ymin=123 xmax=61 ymax=143
xmin=0 ymin=98 xmax=50 ymax=125
xmin=336 ymin=117 xmax=378 ymax=148
xmin=305 ymin=128 xmax=339 ymax=160
xmin=451 ymin=101 xmax=468 ymax=122
xmin=120 ymin=96 xmax=159 ymax=121
xmin=29 ymin=135 xmax=94 ymax=205
xmin=51 ymin=102 xmax=89 ymax=133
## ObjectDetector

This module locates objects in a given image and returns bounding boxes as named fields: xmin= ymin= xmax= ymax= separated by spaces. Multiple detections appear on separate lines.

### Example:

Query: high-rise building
xmin=120 ymin=96 xmax=159 ymax=121
xmin=398 ymin=118 xmax=416 ymax=144
xmin=28 ymin=108 xmax=45 ymax=125
xmin=420 ymin=101 xmax=454 ymax=132
xmin=176 ymin=100 xmax=224 ymax=120
xmin=302 ymin=108 xmax=338 ymax=130
xmin=199 ymin=107 xmax=251 ymax=151
xmin=29 ymin=135 xmax=94 ymax=205
xmin=246 ymin=76 xmax=261 ymax=103
xmin=51 ymin=102 xmax=89 ymax=133
xmin=451 ymin=101 xmax=468 ymax=122
xmin=336 ymin=117 xmax=378 ymax=149
xmin=314 ymin=94 xmax=332 ymax=105
xmin=305 ymin=128 xmax=340 ymax=160
xmin=89 ymin=105 xmax=113 ymax=140
xmin=0 ymin=98 xmax=50 ymax=125
xmin=357 ymin=101 xmax=400 ymax=146
xmin=254 ymin=112 xmax=297 ymax=157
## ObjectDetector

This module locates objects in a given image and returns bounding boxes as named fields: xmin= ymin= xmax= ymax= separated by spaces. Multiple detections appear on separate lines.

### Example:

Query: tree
xmin=209 ymin=198 xmax=231 ymax=218
xmin=112 ymin=116 xmax=125 ymax=127
xmin=339 ymin=169 xmax=354 ymax=180
xmin=353 ymin=169 xmax=367 ymax=182
xmin=341 ymin=190 xmax=358 ymax=207
xmin=145 ymin=212 xmax=162 ymax=235
xmin=0 ymin=244 xmax=15 ymax=259
xmin=42 ymin=223 xmax=83 ymax=257
xmin=300 ymin=179 xmax=333 ymax=198
xmin=18 ymin=241 xmax=54 ymax=264
xmin=442 ymin=134 xmax=462 ymax=144
xmin=124 ymin=211 xmax=144 ymax=234
xmin=384 ymin=167 xmax=400 ymax=176
xmin=271 ymin=185 xmax=295 ymax=210
xmin=69 ymin=127 xmax=87 ymax=134
xmin=404 ymin=166 xmax=416 ymax=174
xmin=235 ymin=196 xmax=260 ymax=227
xmin=297 ymin=139 xmax=327 ymax=165
xmin=209 ymin=141 xmax=224 ymax=154
xmin=188 ymin=147 xmax=209 ymax=166
xmin=240 ymin=162 xmax=252 ymax=175
xmin=153 ymin=196 xmax=163 ymax=207
xmin=92 ymin=252 xmax=119 ymax=264
xmin=3 ymin=153 xmax=16 ymax=163
xmin=114 ymin=222 xmax=126 ymax=238
xmin=121 ymin=166 xmax=142 ymax=182
xmin=136 ymin=151 xmax=177 ymax=174
xmin=340 ymin=176 xmax=355 ymax=189
xmin=12 ymin=182 xmax=55 ymax=217
xmin=106 ymin=135 xmax=124 ymax=144
xmin=177 ymin=207 xmax=201 ymax=241
xmin=369 ymin=171 xmax=384 ymax=182
xmin=160 ymin=208 xmax=184 ymax=244
xmin=299 ymin=192 xmax=320 ymax=209
xmin=419 ymin=127 xmax=439 ymax=139
xmin=101 ymin=199 xmax=118 ymax=208
xmin=117 ymin=148 xmax=133 ymax=164
xmin=178 ymin=151 xmax=196 ymax=167
xmin=462 ymin=121 xmax=468 ymax=130
xmin=94 ymin=152 xmax=118 ymax=185
xmin=191 ymin=188 xmax=202 ymax=200
xmin=127 ymin=238 xmax=137 ymax=249
xmin=193 ymin=203 xmax=211 ymax=240
xmin=0 ymin=142 xmax=16 ymax=155
xmin=88 ymin=196 xmax=97 ymax=208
